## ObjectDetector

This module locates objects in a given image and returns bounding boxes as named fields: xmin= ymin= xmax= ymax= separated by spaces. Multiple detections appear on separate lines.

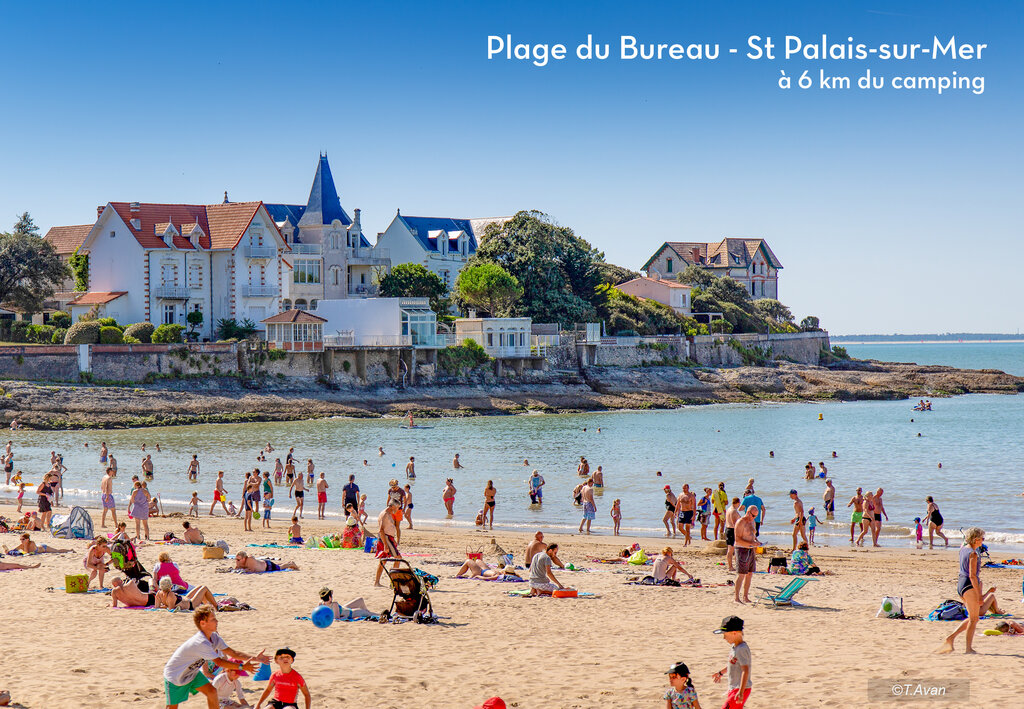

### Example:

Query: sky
xmin=1 ymin=1 xmax=1019 ymax=334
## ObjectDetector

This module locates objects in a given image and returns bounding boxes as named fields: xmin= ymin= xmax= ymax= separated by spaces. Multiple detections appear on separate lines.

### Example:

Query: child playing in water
xmin=358 ymin=494 xmax=368 ymax=524
xmin=289 ymin=516 xmax=303 ymax=545
xmin=610 ymin=499 xmax=622 ymax=536
xmin=187 ymin=492 xmax=201 ymax=518
xmin=227 ymin=500 xmax=238 ymax=516
xmin=807 ymin=508 xmax=819 ymax=545
xmin=914 ymin=517 xmax=923 ymax=548
xmin=16 ymin=482 xmax=25 ymax=513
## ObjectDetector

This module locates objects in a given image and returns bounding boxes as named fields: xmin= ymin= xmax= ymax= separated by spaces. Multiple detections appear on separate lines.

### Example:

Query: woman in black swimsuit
xmin=662 ymin=485 xmax=678 ymax=538
xmin=924 ymin=496 xmax=949 ymax=549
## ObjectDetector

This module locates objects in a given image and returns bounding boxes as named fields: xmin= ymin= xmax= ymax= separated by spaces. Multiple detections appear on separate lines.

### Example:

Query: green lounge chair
xmin=755 ymin=577 xmax=814 ymax=607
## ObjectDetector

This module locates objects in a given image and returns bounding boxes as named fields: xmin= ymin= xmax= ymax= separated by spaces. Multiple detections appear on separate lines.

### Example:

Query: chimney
xmin=130 ymin=202 xmax=141 ymax=212
xmin=96 ymin=206 xmax=104 ymax=219
xmin=223 ymin=190 xmax=229 ymax=204
xmin=353 ymin=208 xmax=361 ymax=233
xmin=691 ymin=247 xmax=701 ymax=264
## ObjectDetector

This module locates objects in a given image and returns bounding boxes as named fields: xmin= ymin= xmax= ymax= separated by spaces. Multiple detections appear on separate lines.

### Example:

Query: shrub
xmin=832 ymin=345 xmax=849 ymax=359
xmin=8 ymin=320 xmax=30 ymax=342
xmin=438 ymin=338 xmax=491 ymax=374
xmin=123 ymin=322 xmax=155 ymax=343
xmin=122 ymin=334 xmax=141 ymax=344
xmin=51 ymin=327 xmax=67 ymax=344
xmin=27 ymin=324 xmax=56 ymax=343
xmin=152 ymin=323 xmax=185 ymax=344
xmin=64 ymin=321 xmax=101 ymax=344
xmin=49 ymin=311 xmax=71 ymax=328
xmin=99 ymin=326 xmax=124 ymax=344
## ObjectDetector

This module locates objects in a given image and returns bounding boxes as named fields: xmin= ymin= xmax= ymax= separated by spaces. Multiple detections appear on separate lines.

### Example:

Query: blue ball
xmin=311 ymin=604 xmax=334 ymax=629
xmin=392 ymin=462 xmax=396 ymax=467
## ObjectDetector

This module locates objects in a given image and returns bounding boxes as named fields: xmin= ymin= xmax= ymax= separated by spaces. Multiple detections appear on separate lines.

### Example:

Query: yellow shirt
xmin=712 ymin=489 xmax=728 ymax=513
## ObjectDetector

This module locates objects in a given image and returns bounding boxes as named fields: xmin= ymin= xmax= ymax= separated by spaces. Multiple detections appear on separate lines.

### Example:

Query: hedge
xmin=152 ymin=323 xmax=185 ymax=344
xmin=64 ymin=321 xmax=102 ymax=344
xmin=99 ymin=326 xmax=124 ymax=344
xmin=49 ymin=311 xmax=72 ymax=329
xmin=123 ymin=322 xmax=155 ymax=343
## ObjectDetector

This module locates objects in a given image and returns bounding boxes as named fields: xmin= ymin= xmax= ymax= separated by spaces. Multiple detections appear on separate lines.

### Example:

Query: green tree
xmin=707 ymin=276 xmax=753 ymax=307
xmin=800 ymin=315 xmax=821 ymax=331
xmin=455 ymin=262 xmax=523 ymax=317
xmin=379 ymin=263 xmax=450 ymax=317
xmin=470 ymin=210 xmax=601 ymax=325
xmin=753 ymin=298 xmax=793 ymax=323
xmin=675 ymin=264 xmax=715 ymax=289
xmin=186 ymin=310 xmax=204 ymax=337
xmin=595 ymin=261 xmax=639 ymax=287
xmin=0 ymin=212 xmax=70 ymax=312
xmin=68 ymin=247 xmax=89 ymax=292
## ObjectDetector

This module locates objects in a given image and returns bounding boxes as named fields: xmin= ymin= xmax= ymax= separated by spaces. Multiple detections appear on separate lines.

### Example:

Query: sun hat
xmin=713 ymin=615 xmax=744 ymax=634
xmin=663 ymin=485 xmax=671 ymax=490
xmin=473 ymin=699 xmax=506 ymax=709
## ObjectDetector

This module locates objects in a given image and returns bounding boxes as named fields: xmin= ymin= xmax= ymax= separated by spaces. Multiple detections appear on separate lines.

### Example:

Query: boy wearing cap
xmin=712 ymin=616 xmax=751 ymax=708
xmin=664 ymin=661 xmax=701 ymax=708
xmin=255 ymin=648 xmax=310 ymax=709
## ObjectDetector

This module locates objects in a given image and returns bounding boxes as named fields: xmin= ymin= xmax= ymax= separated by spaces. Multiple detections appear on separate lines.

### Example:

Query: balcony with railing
xmin=245 ymin=245 xmax=277 ymax=260
xmin=289 ymin=243 xmax=322 ymax=255
xmin=242 ymin=284 xmax=278 ymax=298
xmin=153 ymin=285 xmax=190 ymax=299
xmin=347 ymin=284 xmax=379 ymax=297
xmin=348 ymin=246 xmax=389 ymax=264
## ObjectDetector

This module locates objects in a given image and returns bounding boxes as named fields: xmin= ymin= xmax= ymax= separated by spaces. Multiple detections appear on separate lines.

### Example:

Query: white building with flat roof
xmin=313 ymin=297 xmax=444 ymax=348
xmin=455 ymin=317 xmax=532 ymax=358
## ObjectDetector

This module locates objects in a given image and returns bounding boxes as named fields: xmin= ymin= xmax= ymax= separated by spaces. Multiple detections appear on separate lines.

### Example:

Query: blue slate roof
xmin=398 ymin=215 xmax=478 ymax=254
xmin=264 ymin=154 xmax=370 ymax=247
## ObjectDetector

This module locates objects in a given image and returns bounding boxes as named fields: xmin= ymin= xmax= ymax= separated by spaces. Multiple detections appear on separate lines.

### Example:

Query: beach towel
xmin=295 ymin=614 xmax=379 ymax=622
xmin=246 ymin=544 xmax=303 ymax=549
xmin=507 ymin=589 xmax=599 ymax=598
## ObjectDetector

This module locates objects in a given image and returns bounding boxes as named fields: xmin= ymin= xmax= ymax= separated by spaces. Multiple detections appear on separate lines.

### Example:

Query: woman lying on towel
xmin=4 ymin=532 xmax=72 ymax=555
xmin=154 ymin=576 xmax=219 ymax=611
xmin=318 ymin=587 xmax=377 ymax=620
xmin=233 ymin=551 xmax=299 ymax=573
xmin=455 ymin=558 xmax=522 ymax=580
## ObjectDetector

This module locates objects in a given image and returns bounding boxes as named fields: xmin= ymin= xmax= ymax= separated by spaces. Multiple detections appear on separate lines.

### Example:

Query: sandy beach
xmin=1 ymin=502 xmax=1019 ymax=708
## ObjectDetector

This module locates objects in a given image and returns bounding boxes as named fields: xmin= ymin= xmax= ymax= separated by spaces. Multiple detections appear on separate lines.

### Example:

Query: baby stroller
xmin=378 ymin=559 xmax=435 ymax=623
xmin=110 ymin=538 xmax=151 ymax=589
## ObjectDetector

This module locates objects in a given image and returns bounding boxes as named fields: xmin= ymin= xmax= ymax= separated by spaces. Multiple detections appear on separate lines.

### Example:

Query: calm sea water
xmin=3 ymin=381 xmax=1024 ymax=545
xmin=841 ymin=341 xmax=1024 ymax=377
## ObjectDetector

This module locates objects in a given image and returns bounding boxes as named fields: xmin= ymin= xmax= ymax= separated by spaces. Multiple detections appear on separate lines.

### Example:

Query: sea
xmin=3 ymin=341 xmax=1022 ymax=547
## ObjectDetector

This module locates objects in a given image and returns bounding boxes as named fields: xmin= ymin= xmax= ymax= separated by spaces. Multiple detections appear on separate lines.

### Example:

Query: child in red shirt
xmin=256 ymin=648 xmax=311 ymax=709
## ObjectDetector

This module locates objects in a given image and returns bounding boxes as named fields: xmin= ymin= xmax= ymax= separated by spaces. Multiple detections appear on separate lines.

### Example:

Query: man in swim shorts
xmin=578 ymin=479 xmax=597 ymax=534
xmin=100 ymin=467 xmax=117 ymax=528
xmin=734 ymin=506 xmax=759 ymax=604
xmin=789 ymin=489 xmax=807 ymax=551
xmin=872 ymin=487 xmax=889 ymax=547
xmin=677 ymin=484 xmax=696 ymax=546
xmin=822 ymin=479 xmax=835 ymax=519
xmin=374 ymin=500 xmax=403 ymax=587
xmin=724 ymin=498 xmax=741 ymax=572
xmin=316 ymin=473 xmax=328 ymax=520
xmin=847 ymin=487 xmax=865 ymax=543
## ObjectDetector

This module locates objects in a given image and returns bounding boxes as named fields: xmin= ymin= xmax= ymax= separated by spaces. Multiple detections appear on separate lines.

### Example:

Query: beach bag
xmin=51 ymin=506 xmax=93 ymax=539
xmin=627 ymin=550 xmax=648 ymax=565
xmin=876 ymin=596 xmax=904 ymax=618
xmin=928 ymin=599 xmax=967 ymax=621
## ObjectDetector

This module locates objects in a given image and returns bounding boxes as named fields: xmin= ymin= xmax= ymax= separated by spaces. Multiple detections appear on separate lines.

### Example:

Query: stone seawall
xmin=0 ymin=343 xmax=241 ymax=383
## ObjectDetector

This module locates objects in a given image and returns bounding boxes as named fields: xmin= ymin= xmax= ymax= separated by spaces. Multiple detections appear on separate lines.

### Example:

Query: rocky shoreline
xmin=1 ymin=359 xmax=1021 ymax=429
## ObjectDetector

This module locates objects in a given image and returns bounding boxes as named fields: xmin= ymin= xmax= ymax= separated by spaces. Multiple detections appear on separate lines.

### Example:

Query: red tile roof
xmin=68 ymin=291 xmax=128 ymax=305
xmin=619 ymin=276 xmax=691 ymax=289
xmin=262 ymin=309 xmax=328 ymax=324
xmin=106 ymin=201 xmax=275 ymax=251
xmin=43 ymin=225 xmax=92 ymax=255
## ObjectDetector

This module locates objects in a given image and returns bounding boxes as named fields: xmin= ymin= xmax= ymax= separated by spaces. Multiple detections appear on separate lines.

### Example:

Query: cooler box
xmin=364 ymin=536 xmax=377 ymax=553
xmin=65 ymin=574 xmax=88 ymax=593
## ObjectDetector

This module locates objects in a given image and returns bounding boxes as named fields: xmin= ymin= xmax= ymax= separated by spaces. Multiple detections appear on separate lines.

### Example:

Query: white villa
xmin=454 ymin=317 xmax=533 ymax=358
xmin=265 ymin=154 xmax=388 ymax=309
xmin=642 ymin=239 xmax=783 ymax=299
xmin=616 ymin=275 xmax=692 ymax=315
xmin=312 ymin=297 xmax=444 ymax=348
xmin=46 ymin=201 xmax=288 ymax=339
xmin=375 ymin=211 xmax=510 ymax=290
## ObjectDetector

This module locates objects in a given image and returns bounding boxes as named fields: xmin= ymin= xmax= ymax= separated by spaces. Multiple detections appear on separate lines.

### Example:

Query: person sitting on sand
xmin=154 ymin=576 xmax=219 ymax=610
xmin=154 ymin=552 xmax=190 ymax=589
xmin=110 ymin=577 xmax=156 ymax=608
xmin=524 ymin=531 xmax=564 ymax=571
xmin=652 ymin=547 xmax=694 ymax=584
xmin=181 ymin=521 xmax=204 ymax=545
xmin=233 ymin=551 xmax=298 ymax=573
xmin=5 ymin=533 xmax=72 ymax=555
xmin=318 ymin=587 xmax=377 ymax=620
xmin=84 ymin=537 xmax=110 ymax=588
xmin=788 ymin=542 xmax=821 ymax=575
xmin=529 ymin=543 xmax=568 ymax=596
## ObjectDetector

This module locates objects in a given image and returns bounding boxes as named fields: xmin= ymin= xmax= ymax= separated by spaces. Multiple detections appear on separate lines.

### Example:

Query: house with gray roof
xmin=375 ymin=211 xmax=510 ymax=290
xmin=642 ymin=239 xmax=783 ymax=300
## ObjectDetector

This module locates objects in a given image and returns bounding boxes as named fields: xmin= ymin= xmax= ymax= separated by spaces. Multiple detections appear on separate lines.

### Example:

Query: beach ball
xmin=311 ymin=604 xmax=334 ymax=629
xmin=392 ymin=463 xmax=396 ymax=467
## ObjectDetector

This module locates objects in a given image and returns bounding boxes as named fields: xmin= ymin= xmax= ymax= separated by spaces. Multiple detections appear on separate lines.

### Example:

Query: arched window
xmin=295 ymin=299 xmax=308 ymax=311
xmin=310 ymin=299 xmax=318 ymax=311
xmin=282 ymin=299 xmax=292 ymax=310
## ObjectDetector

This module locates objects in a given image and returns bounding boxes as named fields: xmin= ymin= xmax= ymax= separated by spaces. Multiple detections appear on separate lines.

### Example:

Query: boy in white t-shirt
xmin=212 ymin=667 xmax=249 ymax=706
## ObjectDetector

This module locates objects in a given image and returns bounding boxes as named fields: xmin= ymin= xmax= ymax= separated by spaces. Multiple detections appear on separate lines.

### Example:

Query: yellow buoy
xmin=818 ymin=413 xmax=823 ymax=420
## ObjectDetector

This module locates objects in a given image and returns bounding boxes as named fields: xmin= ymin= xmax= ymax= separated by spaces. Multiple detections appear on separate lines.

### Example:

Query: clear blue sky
xmin=1 ymin=1 xmax=1019 ymax=334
